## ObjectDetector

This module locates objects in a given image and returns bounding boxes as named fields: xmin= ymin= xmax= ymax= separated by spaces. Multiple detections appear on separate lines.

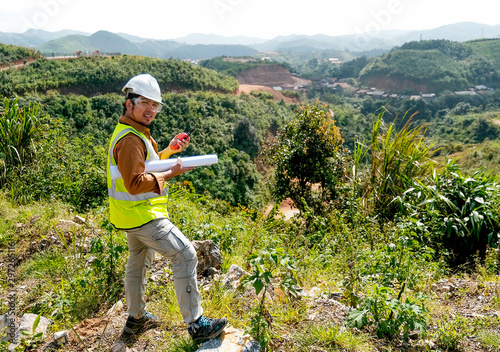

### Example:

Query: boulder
xmin=192 ymin=240 xmax=223 ymax=276
xmin=221 ymin=264 xmax=249 ymax=290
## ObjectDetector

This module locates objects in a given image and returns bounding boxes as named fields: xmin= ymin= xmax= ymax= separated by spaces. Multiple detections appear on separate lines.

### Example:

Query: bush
xmin=0 ymin=98 xmax=46 ymax=181
xmin=8 ymin=125 xmax=107 ymax=211
xmin=359 ymin=111 xmax=437 ymax=220
xmin=403 ymin=159 xmax=500 ymax=266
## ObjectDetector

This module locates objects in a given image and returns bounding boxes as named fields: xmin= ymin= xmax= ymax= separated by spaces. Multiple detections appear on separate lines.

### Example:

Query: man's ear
xmin=125 ymin=99 xmax=133 ymax=110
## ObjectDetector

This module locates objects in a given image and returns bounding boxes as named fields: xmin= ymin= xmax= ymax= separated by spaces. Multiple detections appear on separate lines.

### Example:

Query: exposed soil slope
xmin=236 ymin=64 xmax=294 ymax=87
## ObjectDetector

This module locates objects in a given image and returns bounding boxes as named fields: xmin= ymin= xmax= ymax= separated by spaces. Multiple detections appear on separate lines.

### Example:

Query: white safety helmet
xmin=122 ymin=73 xmax=163 ymax=104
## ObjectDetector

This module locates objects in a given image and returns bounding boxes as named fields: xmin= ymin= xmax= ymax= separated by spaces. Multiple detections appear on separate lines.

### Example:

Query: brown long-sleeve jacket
xmin=113 ymin=115 xmax=170 ymax=195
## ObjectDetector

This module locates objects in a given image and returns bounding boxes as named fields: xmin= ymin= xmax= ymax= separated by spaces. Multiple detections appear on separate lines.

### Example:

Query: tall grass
xmin=360 ymin=110 xmax=438 ymax=219
xmin=0 ymin=98 xmax=45 ymax=184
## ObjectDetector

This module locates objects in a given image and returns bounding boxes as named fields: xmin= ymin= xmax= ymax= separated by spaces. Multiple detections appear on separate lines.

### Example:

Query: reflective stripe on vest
xmin=107 ymin=123 xmax=169 ymax=229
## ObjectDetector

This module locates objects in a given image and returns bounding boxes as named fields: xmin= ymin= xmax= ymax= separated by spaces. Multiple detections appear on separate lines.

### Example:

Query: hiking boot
xmin=121 ymin=311 xmax=160 ymax=342
xmin=188 ymin=315 xmax=228 ymax=342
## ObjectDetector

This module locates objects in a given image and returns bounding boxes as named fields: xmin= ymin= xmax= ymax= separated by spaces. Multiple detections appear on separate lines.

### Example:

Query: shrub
xmin=347 ymin=285 xmax=429 ymax=341
xmin=403 ymin=159 xmax=500 ymax=266
xmin=0 ymin=98 xmax=46 ymax=183
xmin=359 ymin=110 xmax=437 ymax=220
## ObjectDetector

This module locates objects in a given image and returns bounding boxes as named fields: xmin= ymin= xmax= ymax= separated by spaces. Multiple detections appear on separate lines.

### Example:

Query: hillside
xmin=359 ymin=39 xmax=500 ymax=93
xmin=467 ymin=38 xmax=500 ymax=72
xmin=0 ymin=55 xmax=239 ymax=96
xmin=236 ymin=64 xmax=295 ymax=87
xmin=0 ymin=43 xmax=42 ymax=67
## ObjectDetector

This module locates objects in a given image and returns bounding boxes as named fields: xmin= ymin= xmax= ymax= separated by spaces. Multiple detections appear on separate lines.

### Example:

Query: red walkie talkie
xmin=170 ymin=128 xmax=194 ymax=150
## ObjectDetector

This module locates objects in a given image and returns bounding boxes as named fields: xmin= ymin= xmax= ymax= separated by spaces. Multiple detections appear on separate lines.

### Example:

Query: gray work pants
xmin=124 ymin=218 xmax=202 ymax=323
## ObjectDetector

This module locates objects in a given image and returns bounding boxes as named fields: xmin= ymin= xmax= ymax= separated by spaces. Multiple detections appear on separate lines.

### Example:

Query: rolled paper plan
xmin=110 ymin=154 xmax=218 ymax=179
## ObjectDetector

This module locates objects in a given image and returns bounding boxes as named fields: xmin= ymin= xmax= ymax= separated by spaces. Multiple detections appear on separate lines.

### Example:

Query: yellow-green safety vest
xmin=107 ymin=123 xmax=168 ymax=229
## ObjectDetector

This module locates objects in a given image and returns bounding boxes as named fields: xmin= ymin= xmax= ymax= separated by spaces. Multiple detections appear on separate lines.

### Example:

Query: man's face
xmin=126 ymin=96 xmax=160 ymax=126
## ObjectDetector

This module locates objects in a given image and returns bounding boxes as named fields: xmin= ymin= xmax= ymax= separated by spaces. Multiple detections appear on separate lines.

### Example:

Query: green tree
xmin=263 ymin=103 xmax=349 ymax=215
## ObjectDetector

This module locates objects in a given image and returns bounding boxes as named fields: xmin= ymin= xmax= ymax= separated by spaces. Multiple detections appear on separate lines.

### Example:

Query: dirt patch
xmin=0 ymin=58 xmax=36 ymax=71
xmin=236 ymin=64 xmax=294 ymax=87
xmin=263 ymin=198 xmax=300 ymax=219
xmin=362 ymin=75 xmax=431 ymax=93
xmin=236 ymin=84 xmax=300 ymax=104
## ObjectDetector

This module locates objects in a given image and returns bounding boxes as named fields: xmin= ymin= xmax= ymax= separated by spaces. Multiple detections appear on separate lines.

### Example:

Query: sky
xmin=1 ymin=0 xmax=499 ymax=40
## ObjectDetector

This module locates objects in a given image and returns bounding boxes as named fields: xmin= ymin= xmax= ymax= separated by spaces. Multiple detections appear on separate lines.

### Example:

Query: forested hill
xmin=0 ymin=43 xmax=42 ymax=66
xmin=359 ymin=39 xmax=500 ymax=93
xmin=0 ymin=53 xmax=239 ymax=96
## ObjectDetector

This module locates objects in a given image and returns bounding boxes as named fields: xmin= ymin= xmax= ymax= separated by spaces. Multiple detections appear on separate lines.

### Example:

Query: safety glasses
xmin=131 ymin=97 xmax=162 ymax=113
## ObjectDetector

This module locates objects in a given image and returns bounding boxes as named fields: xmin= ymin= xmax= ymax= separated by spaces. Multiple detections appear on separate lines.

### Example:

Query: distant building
xmin=356 ymin=89 xmax=369 ymax=97
xmin=281 ymin=84 xmax=295 ymax=91
xmin=421 ymin=93 xmax=436 ymax=102
xmin=333 ymin=82 xmax=352 ymax=95
xmin=474 ymin=85 xmax=488 ymax=91
xmin=366 ymin=90 xmax=386 ymax=100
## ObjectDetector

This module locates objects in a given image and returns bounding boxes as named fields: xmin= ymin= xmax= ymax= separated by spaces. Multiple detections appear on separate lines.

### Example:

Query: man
xmin=106 ymin=73 xmax=228 ymax=342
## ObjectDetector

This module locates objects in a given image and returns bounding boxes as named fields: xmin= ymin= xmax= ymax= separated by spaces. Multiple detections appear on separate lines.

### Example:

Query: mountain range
xmin=0 ymin=22 xmax=499 ymax=60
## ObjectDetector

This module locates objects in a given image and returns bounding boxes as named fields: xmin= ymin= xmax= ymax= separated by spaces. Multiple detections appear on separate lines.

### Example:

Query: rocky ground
xmin=1 ymin=216 xmax=499 ymax=351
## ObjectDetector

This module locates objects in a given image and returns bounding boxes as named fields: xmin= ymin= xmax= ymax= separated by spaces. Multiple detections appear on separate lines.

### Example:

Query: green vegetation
xmin=360 ymin=49 xmax=468 ymax=92
xmin=263 ymin=50 xmax=357 ymax=79
xmin=359 ymin=39 xmax=500 ymax=93
xmin=0 ymin=55 xmax=239 ymax=97
xmin=467 ymin=38 xmax=500 ymax=72
xmin=199 ymin=56 xmax=291 ymax=77
xmin=0 ymin=43 xmax=41 ymax=66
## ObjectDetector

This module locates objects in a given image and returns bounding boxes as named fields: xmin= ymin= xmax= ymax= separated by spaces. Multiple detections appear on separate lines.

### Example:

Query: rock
xmin=53 ymin=330 xmax=68 ymax=346
xmin=8 ymin=313 xmax=50 ymax=351
xmin=221 ymin=265 xmax=249 ymax=290
xmin=106 ymin=299 xmax=124 ymax=317
xmin=195 ymin=327 xmax=260 ymax=352
xmin=298 ymin=287 xmax=321 ymax=298
xmin=110 ymin=339 xmax=138 ymax=352
xmin=73 ymin=215 xmax=86 ymax=224
xmin=192 ymin=240 xmax=223 ymax=276
xmin=111 ymin=339 xmax=127 ymax=352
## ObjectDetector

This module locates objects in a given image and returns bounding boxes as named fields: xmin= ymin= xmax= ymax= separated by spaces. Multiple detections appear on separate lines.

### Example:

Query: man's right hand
xmin=163 ymin=158 xmax=195 ymax=180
